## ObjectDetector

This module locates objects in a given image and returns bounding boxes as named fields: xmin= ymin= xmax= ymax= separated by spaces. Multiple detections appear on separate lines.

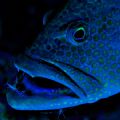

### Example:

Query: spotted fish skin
xmin=6 ymin=0 xmax=120 ymax=110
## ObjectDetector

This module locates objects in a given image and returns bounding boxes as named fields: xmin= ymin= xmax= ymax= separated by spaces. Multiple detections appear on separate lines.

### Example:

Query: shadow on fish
xmin=1 ymin=0 xmax=120 ymax=110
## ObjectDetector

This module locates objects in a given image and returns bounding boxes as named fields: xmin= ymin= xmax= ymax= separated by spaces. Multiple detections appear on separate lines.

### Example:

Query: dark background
xmin=0 ymin=0 xmax=67 ymax=54
xmin=0 ymin=0 xmax=120 ymax=120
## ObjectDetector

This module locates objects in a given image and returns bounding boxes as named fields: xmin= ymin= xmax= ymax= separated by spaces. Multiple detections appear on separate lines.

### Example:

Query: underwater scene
xmin=0 ymin=0 xmax=120 ymax=119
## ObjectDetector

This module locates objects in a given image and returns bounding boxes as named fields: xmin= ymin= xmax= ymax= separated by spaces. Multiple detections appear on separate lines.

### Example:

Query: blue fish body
xmin=6 ymin=0 xmax=120 ymax=110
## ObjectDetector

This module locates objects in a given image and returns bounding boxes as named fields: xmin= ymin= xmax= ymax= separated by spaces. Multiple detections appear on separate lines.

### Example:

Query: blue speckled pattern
xmin=6 ymin=0 xmax=120 ymax=110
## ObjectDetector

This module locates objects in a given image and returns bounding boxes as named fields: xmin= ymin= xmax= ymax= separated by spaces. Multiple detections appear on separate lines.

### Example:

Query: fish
xmin=5 ymin=0 xmax=120 ymax=110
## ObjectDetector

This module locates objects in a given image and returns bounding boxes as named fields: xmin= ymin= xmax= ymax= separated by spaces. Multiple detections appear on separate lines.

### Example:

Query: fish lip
xmin=6 ymin=89 xmax=81 ymax=110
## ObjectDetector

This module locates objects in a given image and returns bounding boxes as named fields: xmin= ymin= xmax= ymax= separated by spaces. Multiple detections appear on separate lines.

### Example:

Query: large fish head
xmin=6 ymin=0 xmax=120 ymax=110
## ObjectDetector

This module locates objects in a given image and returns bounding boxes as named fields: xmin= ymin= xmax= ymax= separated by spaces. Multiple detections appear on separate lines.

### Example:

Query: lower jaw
xmin=6 ymin=89 xmax=82 ymax=110
xmin=6 ymin=71 xmax=81 ymax=110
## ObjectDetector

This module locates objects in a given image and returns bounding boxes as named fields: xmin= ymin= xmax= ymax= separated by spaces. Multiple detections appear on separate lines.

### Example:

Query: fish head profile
xmin=6 ymin=0 xmax=120 ymax=110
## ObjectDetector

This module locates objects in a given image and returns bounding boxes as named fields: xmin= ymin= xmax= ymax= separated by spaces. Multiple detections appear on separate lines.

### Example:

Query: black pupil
xmin=74 ymin=29 xmax=85 ymax=39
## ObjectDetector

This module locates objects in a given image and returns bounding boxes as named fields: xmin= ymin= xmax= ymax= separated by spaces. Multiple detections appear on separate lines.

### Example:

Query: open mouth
xmin=6 ymin=54 xmax=101 ymax=110
xmin=13 ymin=54 xmax=88 ymax=98
xmin=14 ymin=71 xmax=78 ymax=99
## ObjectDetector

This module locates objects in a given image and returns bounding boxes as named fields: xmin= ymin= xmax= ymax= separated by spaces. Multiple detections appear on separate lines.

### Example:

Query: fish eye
xmin=66 ymin=20 xmax=89 ymax=45
xmin=73 ymin=27 xmax=86 ymax=42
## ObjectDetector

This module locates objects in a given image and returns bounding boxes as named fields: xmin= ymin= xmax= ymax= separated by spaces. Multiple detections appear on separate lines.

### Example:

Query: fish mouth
xmin=6 ymin=54 xmax=101 ymax=110
xmin=17 ymin=73 xmax=78 ymax=99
